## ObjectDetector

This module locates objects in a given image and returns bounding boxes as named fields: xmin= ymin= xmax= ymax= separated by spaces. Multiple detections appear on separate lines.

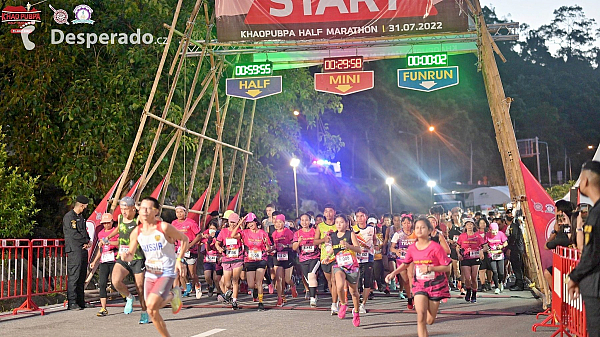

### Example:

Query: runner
xmin=171 ymin=204 xmax=202 ymax=298
xmin=477 ymin=218 xmax=493 ymax=292
xmin=292 ymin=213 xmax=320 ymax=307
xmin=201 ymin=220 xmax=223 ymax=299
xmin=240 ymin=212 xmax=271 ymax=311
xmin=313 ymin=203 xmax=339 ymax=315
xmin=102 ymin=196 xmax=148 ymax=323
xmin=352 ymin=207 xmax=376 ymax=314
xmin=380 ymin=213 xmax=392 ymax=293
xmin=373 ymin=215 xmax=388 ymax=294
xmin=90 ymin=213 xmax=119 ymax=317
xmin=427 ymin=215 xmax=451 ymax=255
xmin=487 ymin=222 xmax=508 ymax=293
xmin=215 ymin=212 xmax=244 ymax=310
xmin=391 ymin=214 xmax=417 ymax=309
xmin=386 ymin=217 xmax=451 ymax=337
xmin=121 ymin=197 xmax=189 ymax=337
xmin=327 ymin=214 xmax=362 ymax=327
xmin=272 ymin=213 xmax=297 ymax=306
xmin=384 ymin=213 xmax=402 ymax=291
xmin=456 ymin=218 xmax=485 ymax=303
xmin=447 ymin=214 xmax=463 ymax=292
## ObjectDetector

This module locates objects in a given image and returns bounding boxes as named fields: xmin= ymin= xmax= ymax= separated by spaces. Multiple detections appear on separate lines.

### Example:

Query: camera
xmin=574 ymin=204 xmax=590 ymax=223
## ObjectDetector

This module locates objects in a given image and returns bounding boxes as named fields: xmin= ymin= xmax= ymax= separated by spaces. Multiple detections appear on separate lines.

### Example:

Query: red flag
xmin=112 ymin=177 xmax=142 ymax=221
xmin=86 ymin=173 xmax=122 ymax=260
xmin=520 ymin=161 xmax=555 ymax=270
xmin=203 ymin=189 xmax=221 ymax=227
xmin=149 ymin=177 xmax=166 ymax=199
xmin=188 ymin=188 xmax=209 ymax=223
xmin=227 ymin=190 xmax=240 ymax=211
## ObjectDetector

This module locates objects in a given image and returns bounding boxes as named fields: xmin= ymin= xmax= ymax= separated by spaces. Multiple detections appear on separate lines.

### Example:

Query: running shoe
xmin=499 ymin=283 xmax=504 ymax=292
xmin=442 ymin=298 xmax=448 ymax=303
xmin=196 ymin=285 xmax=203 ymax=299
xmin=384 ymin=286 xmax=390 ymax=295
xmin=139 ymin=312 xmax=149 ymax=324
xmin=171 ymin=287 xmax=183 ymax=314
xmin=494 ymin=287 xmax=501 ymax=294
xmin=217 ymin=294 xmax=225 ymax=303
xmin=305 ymin=291 xmax=310 ymax=300
xmin=359 ymin=303 xmax=367 ymax=314
xmin=248 ymin=290 xmax=253 ymax=295
xmin=276 ymin=297 xmax=284 ymax=307
xmin=471 ymin=298 xmax=477 ymax=303
xmin=258 ymin=302 xmax=265 ymax=311
xmin=186 ymin=282 xmax=193 ymax=294
xmin=390 ymin=279 xmax=397 ymax=291
xmin=310 ymin=297 xmax=317 ymax=308
xmin=352 ymin=308 xmax=361 ymax=327
xmin=253 ymin=297 xmax=258 ymax=302
xmin=124 ymin=294 xmax=134 ymax=314
xmin=282 ymin=295 xmax=287 ymax=303
xmin=182 ymin=289 xmax=191 ymax=297
xmin=407 ymin=297 xmax=414 ymax=310
xmin=208 ymin=285 xmax=214 ymax=297
xmin=465 ymin=289 xmax=472 ymax=302
xmin=268 ymin=283 xmax=274 ymax=294
xmin=232 ymin=300 xmax=239 ymax=310
xmin=368 ymin=292 xmax=374 ymax=300
xmin=398 ymin=291 xmax=406 ymax=300
xmin=96 ymin=308 xmax=108 ymax=317
xmin=291 ymin=285 xmax=298 ymax=298
xmin=338 ymin=304 xmax=348 ymax=319
xmin=224 ymin=290 xmax=233 ymax=303
xmin=331 ymin=302 xmax=338 ymax=315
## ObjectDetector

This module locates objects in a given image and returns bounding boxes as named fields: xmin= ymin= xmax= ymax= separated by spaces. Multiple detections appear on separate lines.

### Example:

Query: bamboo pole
xmin=110 ymin=0 xmax=185 ymax=212
xmin=237 ymin=100 xmax=257 ymax=210
xmin=225 ymin=99 xmax=247 ymax=203
xmin=473 ymin=0 xmax=547 ymax=300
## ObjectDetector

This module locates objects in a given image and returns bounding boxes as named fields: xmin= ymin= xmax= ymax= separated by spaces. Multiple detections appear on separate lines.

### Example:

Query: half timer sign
xmin=323 ymin=56 xmax=363 ymax=72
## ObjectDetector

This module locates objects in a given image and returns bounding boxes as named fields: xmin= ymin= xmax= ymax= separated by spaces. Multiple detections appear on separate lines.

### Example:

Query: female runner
xmin=391 ymin=214 xmax=417 ymax=309
xmin=456 ymin=218 xmax=485 ymax=303
xmin=240 ymin=212 xmax=271 ymax=311
xmin=272 ymin=214 xmax=298 ymax=306
xmin=292 ymin=213 xmax=321 ymax=307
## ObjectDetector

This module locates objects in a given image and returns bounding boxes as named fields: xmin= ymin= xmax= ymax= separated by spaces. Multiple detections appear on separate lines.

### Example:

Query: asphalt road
xmin=1 ymin=288 xmax=551 ymax=337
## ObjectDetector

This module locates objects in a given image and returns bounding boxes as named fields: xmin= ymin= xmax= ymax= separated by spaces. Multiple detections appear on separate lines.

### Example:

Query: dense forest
xmin=0 ymin=2 xmax=598 ymax=237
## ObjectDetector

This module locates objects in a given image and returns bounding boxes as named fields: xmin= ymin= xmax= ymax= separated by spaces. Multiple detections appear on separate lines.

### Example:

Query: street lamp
xmin=293 ymin=110 xmax=300 ymax=116
xmin=386 ymin=177 xmax=395 ymax=214
xmin=428 ymin=126 xmax=435 ymax=132
xmin=290 ymin=158 xmax=300 ymax=218
xmin=427 ymin=180 xmax=436 ymax=206
xmin=588 ymin=145 xmax=594 ymax=150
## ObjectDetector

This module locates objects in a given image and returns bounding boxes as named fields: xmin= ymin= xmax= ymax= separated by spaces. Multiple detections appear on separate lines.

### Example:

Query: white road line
xmin=190 ymin=328 xmax=226 ymax=337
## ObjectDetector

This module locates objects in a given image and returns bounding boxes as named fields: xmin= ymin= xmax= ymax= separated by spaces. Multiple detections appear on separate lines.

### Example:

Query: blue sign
xmin=397 ymin=66 xmax=459 ymax=92
xmin=226 ymin=76 xmax=282 ymax=100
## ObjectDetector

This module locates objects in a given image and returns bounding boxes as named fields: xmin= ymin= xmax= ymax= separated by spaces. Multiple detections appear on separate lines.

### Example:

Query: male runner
xmin=313 ymin=203 xmax=339 ymax=315
xmin=353 ymin=207 xmax=376 ymax=313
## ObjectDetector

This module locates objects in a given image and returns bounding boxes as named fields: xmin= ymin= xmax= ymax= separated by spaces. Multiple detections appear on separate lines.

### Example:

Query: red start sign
xmin=314 ymin=71 xmax=374 ymax=95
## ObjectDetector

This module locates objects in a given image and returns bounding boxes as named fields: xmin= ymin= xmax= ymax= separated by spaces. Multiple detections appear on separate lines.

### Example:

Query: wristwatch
xmin=551 ymin=230 xmax=557 ymax=234
xmin=576 ymin=228 xmax=583 ymax=232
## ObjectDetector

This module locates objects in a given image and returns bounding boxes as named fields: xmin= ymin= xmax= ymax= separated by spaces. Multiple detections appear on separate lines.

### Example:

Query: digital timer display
xmin=323 ymin=56 xmax=363 ymax=72
xmin=234 ymin=62 xmax=273 ymax=77
xmin=406 ymin=52 xmax=448 ymax=68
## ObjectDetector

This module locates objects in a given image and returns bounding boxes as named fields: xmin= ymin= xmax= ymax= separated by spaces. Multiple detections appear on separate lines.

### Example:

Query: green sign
xmin=233 ymin=62 xmax=273 ymax=78
xmin=406 ymin=52 xmax=448 ymax=68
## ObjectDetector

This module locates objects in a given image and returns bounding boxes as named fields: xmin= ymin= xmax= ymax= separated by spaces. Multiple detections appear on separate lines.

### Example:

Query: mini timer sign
xmin=315 ymin=56 xmax=373 ymax=95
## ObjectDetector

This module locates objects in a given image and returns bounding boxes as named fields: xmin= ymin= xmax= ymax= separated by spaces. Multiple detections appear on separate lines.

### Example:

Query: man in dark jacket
xmin=506 ymin=208 xmax=525 ymax=290
xmin=62 ymin=195 xmax=90 ymax=309
xmin=568 ymin=160 xmax=600 ymax=336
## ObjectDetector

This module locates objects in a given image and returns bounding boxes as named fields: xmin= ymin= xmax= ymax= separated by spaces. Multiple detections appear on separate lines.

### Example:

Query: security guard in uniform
xmin=63 ymin=195 xmax=90 ymax=310
xmin=568 ymin=160 xmax=600 ymax=337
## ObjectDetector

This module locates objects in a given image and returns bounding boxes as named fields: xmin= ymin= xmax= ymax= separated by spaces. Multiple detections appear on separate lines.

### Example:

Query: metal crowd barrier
xmin=1 ymin=239 xmax=67 ymax=315
xmin=532 ymin=246 xmax=588 ymax=337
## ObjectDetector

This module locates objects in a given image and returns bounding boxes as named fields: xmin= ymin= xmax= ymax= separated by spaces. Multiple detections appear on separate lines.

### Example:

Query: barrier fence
xmin=533 ymin=246 xmax=588 ymax=337
xmin=1 ymin=239 xmax=67 ymax=315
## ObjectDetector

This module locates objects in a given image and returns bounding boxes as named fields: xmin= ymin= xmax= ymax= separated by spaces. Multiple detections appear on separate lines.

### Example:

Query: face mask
xmin=209 ymin=229 xmax=216 ymax=236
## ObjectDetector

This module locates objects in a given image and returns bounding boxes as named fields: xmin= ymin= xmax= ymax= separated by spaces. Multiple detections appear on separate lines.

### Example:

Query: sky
xmin=486 ymin=1 xmax=599 ymax=30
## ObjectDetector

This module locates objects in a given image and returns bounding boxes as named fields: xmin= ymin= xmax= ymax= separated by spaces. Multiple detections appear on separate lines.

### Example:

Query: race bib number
xmin=491 ymin=252 xmax=504 ymax=261
xmin=101 ymin=250 xmax=115 ymax=263
xmin=225 ymin=238 xmax=238 ymax=246
xmin=416 ymin=265 xmax=435 ymax=281
xmin=399 ymin=249 xmax=407 ymax=260
xmin=469 ymin=250 xmax=480 ymax=258
xmin=248 ymin=249 xmax=263 ymax=261
xmin=277 ymin=251 xmax=289 ymax=261
xmin=453 ymin=235 xmax=459 ymax=242
xmin=302 ymin=245 xmax=315 ymax=253
xmin=336 ymin=252 xmax=354 ymax=268
xmin=146 ymin=259 xmax=164 ymax=275
xmin=205 ymin=254 xmax=217 ymax=263
xmin=357 ymin=252 xmax=369 ymax=263
xmin=119 ymin=245 xmax=129 ymax=257
xmin=226 ymin=248 xmax=239 ymax=258
xmin=177 ymin=246 xmax=191 ymax=258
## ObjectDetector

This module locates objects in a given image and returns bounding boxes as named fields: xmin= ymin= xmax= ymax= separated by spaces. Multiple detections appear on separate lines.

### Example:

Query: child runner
xmin=326 ymin=214 xmax=362 ymax=327
xmin=240 ymin=213 xmax=271 ymax=311
xmin=122 ymin=197 xmax=188 ymax=337
xmin=272 ymin=213 xmax=297 ymax=306
xmin=215 ymin=212 xmax=244 ymax=310
xmin=90 ymin=213 xmax=119 ymax=317
xmin=487 ymin=222 xmax=508 ymax=293
xmin=391 ymin=214 xmax=417 ymax=309
xmin=386 ymin=217 xmax=451 ymax=337
xmin=293 ymin=213 xmax=320 ymax=307
xmin=457 ymin=218 xmax=485 ymax=303
xmin=171 ymin=204 xmax=202 ymax=298
xmin=202 ymin=221 xmax=223 ymax=299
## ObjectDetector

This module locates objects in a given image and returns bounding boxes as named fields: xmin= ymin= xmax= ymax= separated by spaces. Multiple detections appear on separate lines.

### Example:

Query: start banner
xmin=216 ymin=0 xmax=470 ymax=42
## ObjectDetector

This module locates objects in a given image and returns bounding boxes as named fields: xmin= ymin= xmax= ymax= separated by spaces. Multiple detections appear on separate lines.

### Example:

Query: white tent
xmin=560 ymin=143 xmax=600 ymax=205
xmin=466 ymin=186 xmax=511 ymax=208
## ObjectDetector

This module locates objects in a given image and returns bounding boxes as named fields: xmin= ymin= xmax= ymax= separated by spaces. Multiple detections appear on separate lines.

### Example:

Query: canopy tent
xmin=560 ymin=143 xmax=600 ymax=205
xmin=466 ymin=186 xmax=511 ymax=208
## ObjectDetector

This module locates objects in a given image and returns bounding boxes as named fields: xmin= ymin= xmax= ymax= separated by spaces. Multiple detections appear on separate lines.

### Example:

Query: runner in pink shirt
xmin=272 ymin=213 xmax=298 ymax=306
xmin=486 ymin=222 xmax=508 ymax=293
xmin=292 ymin=213 xmax=320 ymax=307
xmin=457 ymin=218 xmax=485 ymax=303
xmin=240 ymin=213 xmax=271 ymax=311
xmin=90 ymin=213 xmax=119 ymax=317
xmin=215 ymin=212 xmax=244 ymax=310
xmin=172 ymin=204 xmax=202 ymax=298
xmin=201 ymin=221 xmax=224 ymax=299
xmin=386 ymin=217 xmax=451 ymax=337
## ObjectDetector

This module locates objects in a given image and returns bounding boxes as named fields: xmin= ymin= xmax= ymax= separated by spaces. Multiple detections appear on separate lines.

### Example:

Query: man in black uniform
xmin=568 ymin=160 xmax=600 ymax=336
xmin=62 ymin=195 xmax=90 ymax=310
xmin=505 ymin=208 xmax=525 ymax=290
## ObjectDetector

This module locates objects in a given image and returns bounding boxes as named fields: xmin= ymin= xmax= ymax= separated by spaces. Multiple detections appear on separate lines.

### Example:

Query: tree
xmin=539 ymin=6 xmax=597 ymax=61
xmin=0 ymin=127 xmax=39 ymax=238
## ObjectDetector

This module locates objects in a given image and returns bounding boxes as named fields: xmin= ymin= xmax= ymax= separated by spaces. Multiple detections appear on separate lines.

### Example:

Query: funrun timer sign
xmin=398 ymin=52 xmax=458 ymax=92
xmin=315 ymin=56 xmax=373 ymax=95
xmin=215 ymin=0 xmax=470 ymax=42
xmin=227 ymin=62 xmax=282 ymax=100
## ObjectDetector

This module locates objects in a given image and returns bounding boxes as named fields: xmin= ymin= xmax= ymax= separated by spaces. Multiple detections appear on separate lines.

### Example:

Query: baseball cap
xmin=100 ymin=213 xmax=113 ymax=223
xmin=462 ymin=217 xmax=475 ymax=225
xmin=119 ymin=196 xmax=135 ymax=207
xmin=223 ymin=210 xmax=234 ymax=220
xmin=245 ymin=212 xmax=257 ymax=222
xmin=490 ymin=222 xmax=499 ymax=231
xmin=367 ymin=217 xmax=378 ymax=225
xmin=275 ymin=214 xmax=285 ymax=223
xmin=228 ymin=212 xmax=240 ymax=223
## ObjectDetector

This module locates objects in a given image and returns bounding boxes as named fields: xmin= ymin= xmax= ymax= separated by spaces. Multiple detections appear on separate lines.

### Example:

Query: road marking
xmin=190 ymin=328 xmax=226 ymax=337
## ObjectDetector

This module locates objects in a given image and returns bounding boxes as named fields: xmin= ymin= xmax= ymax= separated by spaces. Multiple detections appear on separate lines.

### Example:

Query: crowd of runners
xmin=90 ymin=197 xmax=527 ymax=337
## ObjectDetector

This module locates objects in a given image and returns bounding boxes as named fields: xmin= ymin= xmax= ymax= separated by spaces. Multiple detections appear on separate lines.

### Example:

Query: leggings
xmin=490 ymin=259 xmax=505 ymax=288
xmin=98 ymin=262 xmax=115 ymax=298
xmin=373 ymin=259 xmax=386 ymax=289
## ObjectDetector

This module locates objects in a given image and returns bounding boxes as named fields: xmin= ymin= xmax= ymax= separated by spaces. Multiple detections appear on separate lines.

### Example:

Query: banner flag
xmin=227 ymin=190 xmax=240 ymax=211
xmin=188 ymin=188 xmax=209 ymax=223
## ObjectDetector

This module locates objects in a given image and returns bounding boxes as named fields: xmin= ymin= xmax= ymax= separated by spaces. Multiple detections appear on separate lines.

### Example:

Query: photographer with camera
xmin=543 ymin=200 xmax=575 ymax=293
